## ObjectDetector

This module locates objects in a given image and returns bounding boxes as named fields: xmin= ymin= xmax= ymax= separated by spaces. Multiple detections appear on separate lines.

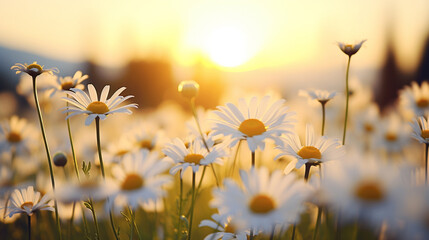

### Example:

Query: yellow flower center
xmin=417 ymin=98 xmax=429 ymax=108
xmin=384 ymin=132 xmax=397 ymax=142
xmin=184 ymin=154 xmax=204 ymax=164
xmin=21 ymin=201 xmax=34 ymax=210
xmin=422 ymin=130 xmax=429 ymax=139
xmin=364 ymin=123 xmax=374 ymax=133
xmin=139 ymin=140 xmax=153 ymax=150
xmin=224 ymin=224 xmax=235 ymax=233
xmin=249 ymin=194 xmax=276 ymax=214
xmin=7 ymin=131 xmax=22 ymax=143
xmin=297 ymin=146 xmax=322 ymax=159
xmin=27 ymin=63 xmax=43 ymax=72
xmin=121 ymin=173 xmax=144 ymax=191
xmin=61 ymin=81 xmax=75 ymax=91
xmin=354 ymin=180 xmax=385 ymax=202
xmin=115 ymin=150 xmax=129 ymax=157
xmin=238 ymin=119 xmax=266 ymax=137
xmin=86 ymin=101 xmax=109 ymax=114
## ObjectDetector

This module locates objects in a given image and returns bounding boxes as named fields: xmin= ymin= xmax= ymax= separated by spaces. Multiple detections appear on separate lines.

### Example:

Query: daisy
xmin=400 ymin=81 xmax=429 ymax=117
xmin=211 ymin=96 xmax=295 ymax=152
xmin=11 ymin=61 xmax=58 ymax=78
xmin=63 ymin=84 xmax=138 ymax=125
xmin=211 ymin=167 xmax=310 ymax=234
xmin=199 ymin=213 xmax=248 ymax=240
xmin=109 ymin=149 xmax=172 ymax=210
xmin=163 ymin=137 xmax=225 ymax=177
xmin=410 ymin=115 xmax=429 ymax=144
xmin=276 ymin=124 xmax=344 ymax=171
xmin=55 ymin=177 xmax=110 ymax=204
xmin=103 ymin=136 xmax=136 ymax=165
xmin=7 ymin=186 xmax=54 ymax=217
xmin=321 ymin=155 xmax=410 ymax=229
xmin=0 ymin=116 xmax=37 ymax=154
xmin=49 ymin=70 xmax=88 ymax=97
xmin=299 ymin=89 xmax=337 ymax=104
xmin=372 ymin=113 xmax=410 ymax=153
xmin=337 ymin=40 xmax=366 ymax=57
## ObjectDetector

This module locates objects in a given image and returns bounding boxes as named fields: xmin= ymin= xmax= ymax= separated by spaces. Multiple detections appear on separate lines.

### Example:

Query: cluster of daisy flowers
xmin=1 ymin=41 xmax=429 ymax=240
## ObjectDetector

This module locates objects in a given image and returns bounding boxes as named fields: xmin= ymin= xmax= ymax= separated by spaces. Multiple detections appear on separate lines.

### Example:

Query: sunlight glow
xmin=204 ymin=26 xmax=254 ymax=68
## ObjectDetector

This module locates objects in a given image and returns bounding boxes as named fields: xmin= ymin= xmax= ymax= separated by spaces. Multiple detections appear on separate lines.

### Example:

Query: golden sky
xmin=1 ymin=0 xmax=428 ymax=73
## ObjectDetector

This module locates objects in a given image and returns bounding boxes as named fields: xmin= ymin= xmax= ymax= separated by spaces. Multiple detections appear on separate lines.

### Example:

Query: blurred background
xmin=1 ymin=0 xmax=429 ymax=111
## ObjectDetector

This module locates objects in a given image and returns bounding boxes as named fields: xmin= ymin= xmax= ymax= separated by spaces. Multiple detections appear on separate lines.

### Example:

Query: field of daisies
xmin=1 ymin=41 xmax=429 ymax=240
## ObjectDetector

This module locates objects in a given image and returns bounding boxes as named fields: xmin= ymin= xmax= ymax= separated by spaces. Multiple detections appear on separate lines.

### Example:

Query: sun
xmin=204 ymin=26 xmax=254 ymax=68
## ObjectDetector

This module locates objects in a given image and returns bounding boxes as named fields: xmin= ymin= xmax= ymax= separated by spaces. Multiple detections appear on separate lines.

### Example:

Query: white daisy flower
xmin=299 ymin=89 xmax=337 ymax=103
xmin=0 ymin=116 xmax=37 ymax=154
xmin=211 ymin=96 xmax=295 ymax=152
xmin=109 ymin=149 xmax=172 ymax=209
xmin=400 ymin=81 xmax=429 ymax=117
xmin=11 ymin=61 xmax=58 ymax=78
xmin=321 ymin=155 xmax=410 ymax=229
xmin=103 ymin=136 xmax=136 ymax=165
xmin=163 ymin=137 xmax=225 ymax=178
xmin=372 ymin=113 xmax=410 ymax=153
xmin=7 ymin=186 xmax=54 ymax=217
xmin=49 ymin=71 xmax=88 ymax=97
xmin=62 ymin=84 xmax=138 ymax=126
xmin=55 ymin=177 xmax=110 ymax=204
xmin=211 ymin=167 xmax=310 ymax=234
xmin=276 ymin=124 xmax=344 ymax=170
xmin=199 ymin=214 xmax=248 ymax=240
xmin=337 ymin=40 xmax=366 ymax=57
xmin=411 ymin=115 xmax=429 ymax=144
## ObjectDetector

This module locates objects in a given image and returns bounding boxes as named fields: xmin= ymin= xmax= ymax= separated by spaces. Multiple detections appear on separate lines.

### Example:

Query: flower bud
xmin=178 ymin=81 xmax=199 ymax=99
xmin=53 ymin=152 xmax=68 ymax=167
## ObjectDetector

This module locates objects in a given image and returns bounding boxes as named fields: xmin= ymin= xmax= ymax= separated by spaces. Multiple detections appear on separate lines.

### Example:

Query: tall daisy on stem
xmin=49 ymin=71 xmax=89 ymax=182
xmin=178 ymin=80 xmax=220 ymax=187
xmin=410 ymin=115 xmax=429 ymax=185
xmin=10 ymin=62 xmax=62 ymax=238
xmin=276 ymin=124 xmax=343 ymax=240
xmin=8 ymin=186 xmax=54 ymax=240
xmin=163 ymin=137 xmax=225 ymax=240
xmin=63 ymin=83 xmax=137 ymax=239
xmin=212 ymin=95 xmax=295 ymax=167
xmin=337 ymin=40 xmax=366 ymax=145
xmin=299 ymin=89 xmax=337 ymax=136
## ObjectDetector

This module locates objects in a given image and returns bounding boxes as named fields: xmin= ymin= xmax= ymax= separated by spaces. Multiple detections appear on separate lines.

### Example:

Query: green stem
xmin=28 ymin=215 xmax=31 ymax=240
xmin=320 ymin=101 xmax=327 ymax=136
xmin=69 ymin=201 xmax=76 ymax=240
xmin=342 ymin=56 xmax=351 ymax=145
xmin=196 ymin=166 xmax=207 ymax=194
xmin=291 ymin=224 xmax=296 ymax=240
xmin=304 ymin=163 xmax=312 ymax=182
xmin=94 ymin=117 xmax=120 ymax=240
xmin=187 ymin=172 xmax=196 ymax=240
xmin=66 ymin=99 xmax=80 ymax=181
xmin=250 ymin=228 xmax=254 ymax=240
xmin=95 ymin=118 xmax=105 ymax=178
xmin=32 ymin=76 xmax=62 ymax=239
xmin=128 ymin=206 xmax=135 ymax=240
xmin=251 ymin=151 xmax=256 ymax=167
xmin=229 ymin=140 xmax=242 ymax=177
xmin=177 ymin=172 xmax=183 ymax=240
xmin=89 ymin=199 xmax=101 ymax=240
xmin=190 ymin=98 xmax=220 ymax=187
xmin=81 ymin=204 xmax=90 ymax=239
xmin=425 ymin=143 xmax=429 ymax=185
xmin=312 ymin=207 xmax=322 ymax=240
